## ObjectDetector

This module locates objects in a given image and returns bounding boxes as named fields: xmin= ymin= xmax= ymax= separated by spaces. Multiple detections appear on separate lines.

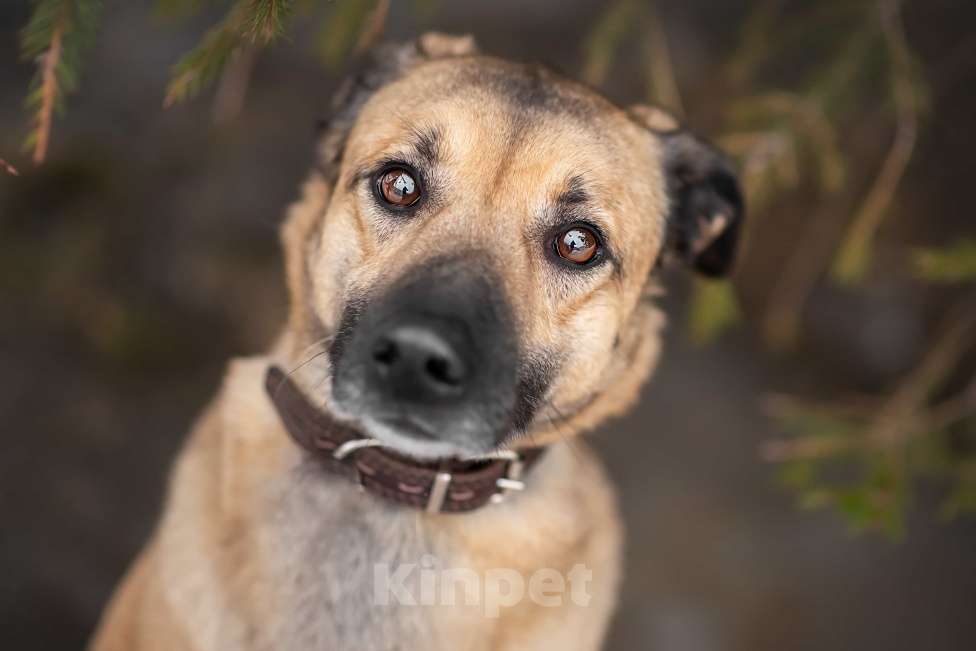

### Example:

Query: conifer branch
xmin=20 ymin=0 xmax=102 ymax=165
xmin=33 ymin=14 xmax=63 ymax=165
xmin=242 ymin=0 xmax=295 ymax=44
xmin=165 ymin=14 xmax=243 ymax=107
xmin=165 ymin=0 xmax=295 ymax=108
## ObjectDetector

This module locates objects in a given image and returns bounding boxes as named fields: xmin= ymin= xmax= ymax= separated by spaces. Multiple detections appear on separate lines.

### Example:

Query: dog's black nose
xmin=331 ymin=257 xmax=521 ymax=454
xmin=370 ymin=322 xmax=468 ymax=402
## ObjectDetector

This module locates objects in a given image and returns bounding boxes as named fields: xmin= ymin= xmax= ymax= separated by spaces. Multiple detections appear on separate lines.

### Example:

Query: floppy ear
xmin=317 ymin=32 xmax=478 ymax=175
xmin=629 ymin=105 xmax=744 ymax=277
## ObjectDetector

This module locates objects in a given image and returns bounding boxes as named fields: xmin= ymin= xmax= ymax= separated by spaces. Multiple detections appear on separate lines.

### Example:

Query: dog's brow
xmin=411 ymin=126 xmax=442 ymax=167
xmin=557 ymin=175 xmax=590 ymax=205
xmin=347 ymin=127 xmax=442 ymax=192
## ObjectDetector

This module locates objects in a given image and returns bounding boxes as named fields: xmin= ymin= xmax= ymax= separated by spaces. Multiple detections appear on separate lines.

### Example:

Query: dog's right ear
xmin=317 ymin=32 xmax=478 ymax=175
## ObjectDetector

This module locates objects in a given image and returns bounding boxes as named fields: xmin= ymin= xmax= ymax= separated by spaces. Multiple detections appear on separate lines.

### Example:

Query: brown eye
xmin=555 ymin=226 xmax=600 ymax=264
xmin=378 ymin=167 xmax=421 ymax=207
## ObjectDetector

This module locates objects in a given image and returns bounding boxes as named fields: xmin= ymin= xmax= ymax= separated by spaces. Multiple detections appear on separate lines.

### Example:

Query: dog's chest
xmin=259 ymin=471 xmax=489 ymax=651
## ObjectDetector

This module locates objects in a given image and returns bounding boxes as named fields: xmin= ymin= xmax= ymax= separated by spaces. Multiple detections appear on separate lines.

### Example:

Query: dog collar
xmin=264 ymin=365 xmax=545 ymax=514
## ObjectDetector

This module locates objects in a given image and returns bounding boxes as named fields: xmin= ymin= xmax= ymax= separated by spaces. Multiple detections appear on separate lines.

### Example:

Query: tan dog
xmin=90 ymin=33 xmax=742 ymax=651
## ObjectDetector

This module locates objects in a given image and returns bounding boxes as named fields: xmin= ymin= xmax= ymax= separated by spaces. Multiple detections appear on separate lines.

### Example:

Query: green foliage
xmin=164 ymin=0 xmax=296 ymax=107
xmin=768 ymin=402 xmax=911 ymax=539
xmin=20 ymin=0 xmax=102 ymax=161
xmin=241 ymin=0 xmax=295 ymax=44
xmin=165 ymin=12 xmax=243 ymax=107
xmin=913 ymin=239 xmax=976 ymax=283
xmin=689 ymin=279 xmax=742 ymax=345
xmin=21 ymin=0 xmax=101 ymax=68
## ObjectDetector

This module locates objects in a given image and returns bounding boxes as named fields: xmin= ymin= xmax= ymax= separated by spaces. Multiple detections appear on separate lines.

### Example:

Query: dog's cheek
xmin=594 ymin=303 xmax=665 ymax=419
xmin=545 ymin=302 xmax=621 ymax=409
xmin=306 ymin=210 xmax=372 ymax=335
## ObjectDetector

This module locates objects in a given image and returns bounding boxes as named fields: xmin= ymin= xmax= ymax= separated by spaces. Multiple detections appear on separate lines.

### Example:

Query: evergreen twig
xmin=20 ymin=0 xmax=102 ymax=165
xmin=165 ymin=13 xmax=243 ymax=107
xmin=242 ymin=0 xmax=295 ymax=44
xmin=165 ymin=0 xmax=295 ymax=108
xmin=32 ymin=12 xmax=63 ymax=165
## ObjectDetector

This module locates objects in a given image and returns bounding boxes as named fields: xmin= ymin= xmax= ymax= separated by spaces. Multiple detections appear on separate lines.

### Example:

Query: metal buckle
xmin=485 ymin=450 xmax=526 ymax=505
xmin=333 ymin=438 xmax=383 ymax=490
xmin=426 ymin=472 xmax=453 ymax=514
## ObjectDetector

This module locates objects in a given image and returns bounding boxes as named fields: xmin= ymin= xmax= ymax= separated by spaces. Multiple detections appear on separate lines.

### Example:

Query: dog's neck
xmin=264 ymin=365 xmax=547 ymax=514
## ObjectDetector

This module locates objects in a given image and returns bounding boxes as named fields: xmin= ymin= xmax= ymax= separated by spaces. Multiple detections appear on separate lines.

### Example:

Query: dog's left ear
xmin=629 ymin=105 xmax=744 ymax=277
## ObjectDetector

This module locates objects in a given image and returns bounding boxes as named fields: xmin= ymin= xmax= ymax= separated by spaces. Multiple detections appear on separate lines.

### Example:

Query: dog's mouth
xmin=373 ymin=416 xmax=439 ymax=441
xmin=340 ymin=407 xmax=511 ymax=461
xmin=269 ymin=365 xmax=516 ymax=474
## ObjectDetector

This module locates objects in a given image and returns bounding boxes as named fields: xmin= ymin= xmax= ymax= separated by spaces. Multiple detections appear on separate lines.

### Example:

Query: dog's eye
xmin=377 ymin=167 xmax=421 ymax=207
xmin=555 ymin=226 xmax=600 ymax=265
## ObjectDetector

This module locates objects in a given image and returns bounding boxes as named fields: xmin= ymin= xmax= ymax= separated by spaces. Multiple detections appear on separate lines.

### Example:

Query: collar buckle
xmin=487 ymin=450 xmax=526 ymax=505
xmin=333 ymin=438 xmax=383 ymax=490
xmin=425 ymin=472 xmax=453 ymax=513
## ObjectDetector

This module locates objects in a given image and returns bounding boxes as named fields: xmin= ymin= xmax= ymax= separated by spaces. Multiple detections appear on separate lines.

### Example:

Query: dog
xmin=89 ymin=32 xmax=742 ymax=651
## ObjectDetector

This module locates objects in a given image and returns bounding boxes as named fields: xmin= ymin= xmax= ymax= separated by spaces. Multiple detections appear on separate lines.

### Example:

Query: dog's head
xmin=281 ymin=34 xmax=742 ymax=459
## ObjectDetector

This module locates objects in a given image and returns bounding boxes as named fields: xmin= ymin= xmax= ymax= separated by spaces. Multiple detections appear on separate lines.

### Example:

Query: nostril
xmin=425 ymin=356 xmax=464 ymax=387
xmin=372 ymin=338 xmax=398 ymax=371
xmin=368 ymin=323 xmax=469 ymax=400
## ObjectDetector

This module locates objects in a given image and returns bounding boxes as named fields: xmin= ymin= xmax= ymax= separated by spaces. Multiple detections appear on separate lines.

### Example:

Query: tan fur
xmin=90 ymin=33 xmax=735 ymax=651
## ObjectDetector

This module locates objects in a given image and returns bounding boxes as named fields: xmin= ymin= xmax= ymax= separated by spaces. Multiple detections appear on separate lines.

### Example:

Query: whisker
xmin=271 ymin=336 xmax=334 ymax=400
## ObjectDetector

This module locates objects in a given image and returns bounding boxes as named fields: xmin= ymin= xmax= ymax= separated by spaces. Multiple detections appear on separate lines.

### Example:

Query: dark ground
xmin=2 ymin=1 xmax=975 ymax=649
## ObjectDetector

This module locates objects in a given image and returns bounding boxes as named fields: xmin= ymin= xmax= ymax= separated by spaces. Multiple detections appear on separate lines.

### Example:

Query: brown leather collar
xmin=265 ymin=366 xmax=545 ymax=514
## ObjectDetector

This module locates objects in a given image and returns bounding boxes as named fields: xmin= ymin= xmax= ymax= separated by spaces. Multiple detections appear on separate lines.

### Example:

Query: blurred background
xmin=1 ymin=0 xmax=975 ymax=649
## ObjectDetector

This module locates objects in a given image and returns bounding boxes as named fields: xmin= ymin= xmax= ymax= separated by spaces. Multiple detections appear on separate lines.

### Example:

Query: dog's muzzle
xmin=330 ymin=257 xmax=520 ymax=455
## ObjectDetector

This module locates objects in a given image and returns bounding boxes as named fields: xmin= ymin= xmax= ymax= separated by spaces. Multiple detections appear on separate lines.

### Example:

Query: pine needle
xmin=165 ymin=17 xmax=242 ymax=107
xmin=20 ymin=0 xmax=103 ymax=165
xmin=32 ymin=15 xmax=63 ymax=165
xmin=165 ymin=0 xmax=295 ymax=107
xmin=242 ymin=0 xmax=295 ymax=44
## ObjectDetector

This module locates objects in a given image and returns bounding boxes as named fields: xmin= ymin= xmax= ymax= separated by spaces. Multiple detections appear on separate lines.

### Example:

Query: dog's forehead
xmin=349 ymin=56 xmax=658 ymax=182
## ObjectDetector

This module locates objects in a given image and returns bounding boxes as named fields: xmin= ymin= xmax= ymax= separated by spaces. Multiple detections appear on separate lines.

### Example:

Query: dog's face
xmin=284 ymin=34 xmax=742 ymax=459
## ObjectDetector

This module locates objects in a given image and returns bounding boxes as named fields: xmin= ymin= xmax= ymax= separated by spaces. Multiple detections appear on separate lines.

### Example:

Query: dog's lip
xmin=373 ymin=416 xmax=440 ymax=441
